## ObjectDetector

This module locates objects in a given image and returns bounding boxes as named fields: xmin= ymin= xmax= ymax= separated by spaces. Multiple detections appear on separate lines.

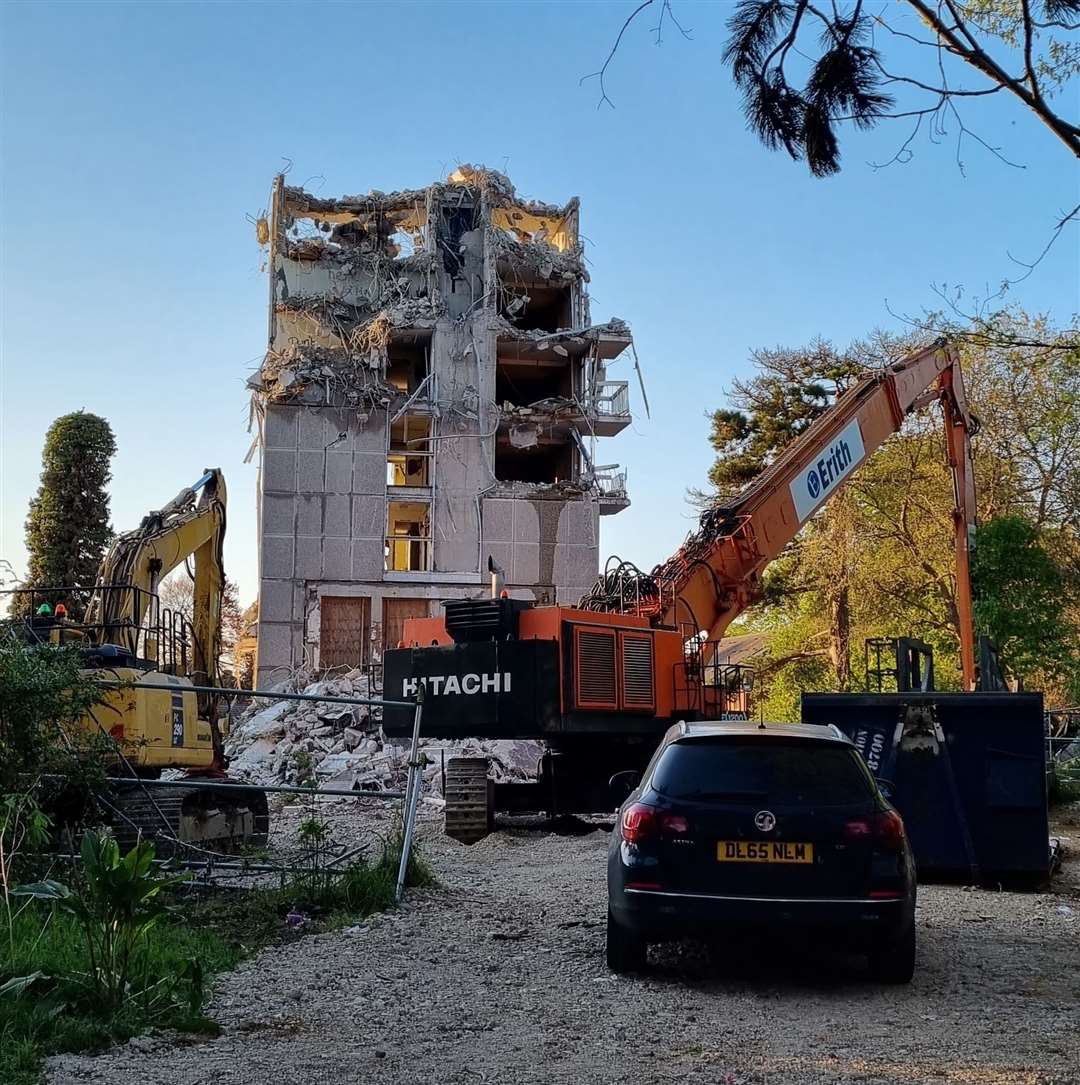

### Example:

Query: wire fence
xmin=55 ymin=679 xmax=427 ymax=902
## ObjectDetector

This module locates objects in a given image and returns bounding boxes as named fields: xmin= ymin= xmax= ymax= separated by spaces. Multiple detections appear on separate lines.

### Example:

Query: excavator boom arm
xmin=654 ymin=341 xmax=977 ymax=687
xmin=89 ymin=469 xmax=227 ymax=685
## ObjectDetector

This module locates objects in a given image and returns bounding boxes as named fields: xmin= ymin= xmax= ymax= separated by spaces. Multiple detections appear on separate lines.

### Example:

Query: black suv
xmin=606 ymin=721 xmax=916 ymax=982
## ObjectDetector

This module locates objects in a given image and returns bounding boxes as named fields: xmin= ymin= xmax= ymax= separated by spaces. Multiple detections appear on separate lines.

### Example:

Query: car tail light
xmin=874 ymin=810 xmax=906 ymax=851
xmin=844 ymin=810 xmax=906 ymax=851
xmin=621 ymin=802 xmax=657 ymax=843
xmin=621 ymin=804 xmax=688 ymax=843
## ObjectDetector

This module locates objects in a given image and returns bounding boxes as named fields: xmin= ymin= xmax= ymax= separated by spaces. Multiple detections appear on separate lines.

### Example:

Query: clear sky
xmin=1 ymin=1 xmax=1076 ymax=606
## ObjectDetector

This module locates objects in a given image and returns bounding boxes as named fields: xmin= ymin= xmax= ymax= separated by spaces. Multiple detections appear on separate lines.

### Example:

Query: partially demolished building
xmin=251 ymin=166 xmax=635 ymax=682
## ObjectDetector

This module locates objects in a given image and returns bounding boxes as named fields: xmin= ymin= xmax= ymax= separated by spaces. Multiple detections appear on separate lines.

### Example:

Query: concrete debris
xmin=489 ymin=226 xmax=587 ymax=283
xmin=494 ymin=316 xmax=631 ymax=346
xmin=508 ymin=423 xmax=540 ymax=449
xmin=253 ymin=306 xmax=434 ymax=406
xmin=224 ymin=669 xmax=541 ymax=796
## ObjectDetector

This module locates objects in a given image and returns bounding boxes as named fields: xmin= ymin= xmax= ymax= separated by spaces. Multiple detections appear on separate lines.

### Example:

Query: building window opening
xmin=494 ymin=441 xmax=574 ymax=484
xmin=440 ymin=203 xmax=477 ymax=276
xmin=387 ymin=414 xmax=432 ymax=487
xmin=386 ymin=342 xmax=430 ymax=394
xmin=385 ymin=207 xmax=428 ymax=260
xmin=500 ymin=284 xmax=573 ymax=334
xmin=495 ymin=362 xmax=571 ymax=406
xmin=385 ymin=500 xmax=432 ymax=572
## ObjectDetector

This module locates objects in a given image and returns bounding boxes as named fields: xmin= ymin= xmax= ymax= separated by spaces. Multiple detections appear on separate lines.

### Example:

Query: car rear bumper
xmin=612 ymin=886 xmax=911 ymax=944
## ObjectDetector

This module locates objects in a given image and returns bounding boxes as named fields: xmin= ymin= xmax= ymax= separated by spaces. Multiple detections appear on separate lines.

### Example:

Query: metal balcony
xmin=583 ymin=381 xmax=631 ymax=436
xmin=595 ymin=468 xmax=631 ymax=516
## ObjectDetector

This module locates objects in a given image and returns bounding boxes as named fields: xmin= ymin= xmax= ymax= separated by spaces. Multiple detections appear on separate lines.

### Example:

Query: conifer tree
xmin=20 ymin=412 xmax=116 ymax=619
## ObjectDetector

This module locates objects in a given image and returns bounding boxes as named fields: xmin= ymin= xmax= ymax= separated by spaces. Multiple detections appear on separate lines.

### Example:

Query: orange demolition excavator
xmin=382 ymin=340 xmax=979 ymax=841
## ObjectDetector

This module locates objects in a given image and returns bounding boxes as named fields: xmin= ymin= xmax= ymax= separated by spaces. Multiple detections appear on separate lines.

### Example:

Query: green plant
xmin=295 ymin=815 xmax=333 ymax=902
xmin=0 ymin=641 xmax=104 ymax=796
xmin=15 ymin=831 xmax=186 ymax=1013
xmin=0 ymin=825 xmax=437 ymax=1083
xmin=292 ymin=750 xmax=316 ymax=789
xmin=1050 ymin=759 xmax=1080 ymax=806
xmin=0 ymin=793 xmax=52 ymax=965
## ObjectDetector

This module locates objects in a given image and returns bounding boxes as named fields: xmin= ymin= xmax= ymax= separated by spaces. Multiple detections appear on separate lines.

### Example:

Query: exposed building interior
xmin=250 ymin=166 xmax=638 ymax=682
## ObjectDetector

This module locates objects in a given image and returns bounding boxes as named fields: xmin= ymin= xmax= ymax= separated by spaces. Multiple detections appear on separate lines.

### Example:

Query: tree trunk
xmin=829 ymin=581 xmax=852 ymax=690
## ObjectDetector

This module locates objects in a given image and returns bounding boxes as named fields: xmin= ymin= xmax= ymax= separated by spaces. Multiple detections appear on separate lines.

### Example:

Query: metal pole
xmin=94 ymin=777 xmax=407 ymax=800
xmin=395 ymin=690 xmax=425 ymax=903
xmin=93 ymin=679 xmax=411 ymax=710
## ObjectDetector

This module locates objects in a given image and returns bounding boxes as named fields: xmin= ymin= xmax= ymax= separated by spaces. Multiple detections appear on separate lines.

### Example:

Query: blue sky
xmin=1 ymin=0 xmax=1076 ymax=605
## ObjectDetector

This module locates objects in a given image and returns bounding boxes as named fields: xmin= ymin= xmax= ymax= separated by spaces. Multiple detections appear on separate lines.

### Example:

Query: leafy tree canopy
xmin=711 ymin=314 xmax=1080 ymax=711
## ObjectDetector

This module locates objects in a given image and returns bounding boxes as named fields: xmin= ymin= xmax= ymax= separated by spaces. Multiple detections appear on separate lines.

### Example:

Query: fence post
xmin=395 ymin=686 xmax=426 ymax=902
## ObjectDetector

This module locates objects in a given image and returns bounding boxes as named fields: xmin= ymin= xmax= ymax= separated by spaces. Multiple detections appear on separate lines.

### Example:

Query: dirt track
xmin=47 ymin=805 xmax=1080 ymax=1085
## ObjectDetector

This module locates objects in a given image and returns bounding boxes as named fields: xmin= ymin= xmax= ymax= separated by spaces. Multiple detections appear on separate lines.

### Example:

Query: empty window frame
xmin=386 ymin=341 xmax=430 ymax=394
xmin=495 ymin=360 xmax=573 ymax=406
xmin=500 ymin=283 xmax=574 ymax=334
xmin=387 ymin=414 xmax=433 ymax=488
xmin=385 ymin=500 xmax=432 ymax=572
xmin=494 ymin=441 xmax=574 ymax=484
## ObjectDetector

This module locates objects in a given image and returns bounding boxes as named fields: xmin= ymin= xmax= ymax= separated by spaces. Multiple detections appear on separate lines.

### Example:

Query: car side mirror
xmin=609 ymin=770 xmax=640 ymax=804
xmin=875 ymin=778 xmax=895 ymax=801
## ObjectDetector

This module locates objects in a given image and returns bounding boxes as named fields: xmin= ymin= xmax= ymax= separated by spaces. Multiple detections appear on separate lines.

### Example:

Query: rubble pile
xmin=225 ymin=669 xmax=540 ymax=795
xmin=488 ymin=226 xmax=587 ymax=283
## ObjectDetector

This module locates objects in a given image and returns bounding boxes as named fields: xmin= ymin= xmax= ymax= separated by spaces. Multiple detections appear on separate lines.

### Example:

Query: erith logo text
xmin=806 ymin=438 xmax=853 ymax=500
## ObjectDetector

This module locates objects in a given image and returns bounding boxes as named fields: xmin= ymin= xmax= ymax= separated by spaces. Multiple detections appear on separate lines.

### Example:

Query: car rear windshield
xmin=651 ymin=738 xmax=875 ymax=806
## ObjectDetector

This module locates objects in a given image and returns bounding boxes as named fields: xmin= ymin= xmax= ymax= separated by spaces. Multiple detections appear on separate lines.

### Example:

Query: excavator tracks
xmin=102 ymin=780 xmax=270 ymax=857
xmin=444 ymin=757 xmax=493 ymax=845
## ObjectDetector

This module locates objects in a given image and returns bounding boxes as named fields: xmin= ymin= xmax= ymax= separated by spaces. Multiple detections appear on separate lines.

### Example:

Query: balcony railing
xmin=595 ymin=468 xmax=628 ymax=498
xmin=587 ymin=380 xmax=630 ymax=418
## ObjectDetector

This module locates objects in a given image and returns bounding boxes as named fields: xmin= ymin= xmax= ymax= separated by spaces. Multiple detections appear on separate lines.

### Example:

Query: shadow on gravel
xmin=644 ymin=934 xmax=888 ymax=991
xmin=496 ymin=814 xmax=615 ymax=836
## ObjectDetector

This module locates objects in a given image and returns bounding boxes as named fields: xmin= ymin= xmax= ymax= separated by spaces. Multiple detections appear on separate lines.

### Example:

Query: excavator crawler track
xmin=444 ymin=757 xmax=493 ymax=845
xmin=103 ymin=780 xmax=269 ymax=857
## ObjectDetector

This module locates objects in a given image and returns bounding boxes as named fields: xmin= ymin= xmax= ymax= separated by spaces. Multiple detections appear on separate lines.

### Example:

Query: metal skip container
xmin=801 ymin=692 xmax=1050 ymax=885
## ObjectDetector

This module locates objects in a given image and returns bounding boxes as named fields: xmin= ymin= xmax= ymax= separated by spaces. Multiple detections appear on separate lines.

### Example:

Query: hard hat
xmin=36 ymin=602 xmax=52 ymax=616
xmin=54 ymin=603 xmax=68 ymax=618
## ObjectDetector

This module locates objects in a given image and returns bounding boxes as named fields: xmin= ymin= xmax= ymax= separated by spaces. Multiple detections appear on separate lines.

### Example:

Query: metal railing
xmin=587 ymin=380 xmax=630 ymax=418
xmin=595 ymin=467 xmax=629 ymax=498
xmin=1 ymin=584 xmax=195 ymax=675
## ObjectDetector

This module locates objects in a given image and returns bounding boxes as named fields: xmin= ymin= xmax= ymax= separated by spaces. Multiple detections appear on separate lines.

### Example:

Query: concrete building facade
xmin=251 ymin=167 xmax=634 ymax=684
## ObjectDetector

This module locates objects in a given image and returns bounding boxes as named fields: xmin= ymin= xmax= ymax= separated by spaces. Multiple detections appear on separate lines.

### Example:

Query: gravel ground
xmin=48 ymin=804 xmax=1080 ymax=1085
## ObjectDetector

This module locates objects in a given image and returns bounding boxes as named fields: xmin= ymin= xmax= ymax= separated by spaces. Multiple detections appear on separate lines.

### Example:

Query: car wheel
xmin=868 ymin=923 xmax=915 ymax=984
xmin=606 ymin=908 xmax=647 ymax=973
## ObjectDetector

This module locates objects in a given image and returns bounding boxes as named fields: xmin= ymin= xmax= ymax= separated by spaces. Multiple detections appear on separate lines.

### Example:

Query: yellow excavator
xmin=9 ymin=469 xmax=268 ymax=852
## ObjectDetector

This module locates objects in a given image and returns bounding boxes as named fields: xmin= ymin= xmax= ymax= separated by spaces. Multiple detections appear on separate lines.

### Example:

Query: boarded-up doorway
xmin=383 ymin=597 xmax=429 ymax=654
xmin=320 ymin=596 xmax=370 ymax=670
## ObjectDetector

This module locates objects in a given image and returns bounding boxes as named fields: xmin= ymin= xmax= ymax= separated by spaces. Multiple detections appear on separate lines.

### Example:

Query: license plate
xmin=717 ymin=840 xmax=814 ymax=863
